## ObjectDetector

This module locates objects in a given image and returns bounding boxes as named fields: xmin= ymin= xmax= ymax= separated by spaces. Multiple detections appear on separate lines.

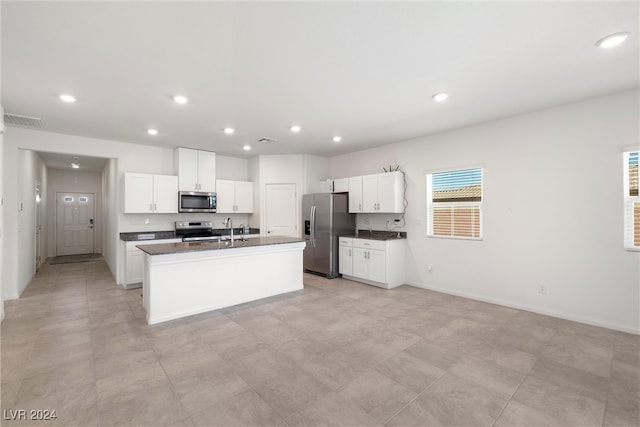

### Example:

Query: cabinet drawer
xmin=353 ymin=238 xmax=385 ymax=251
xmin=339 ymin=237 xmax=353 ymax=246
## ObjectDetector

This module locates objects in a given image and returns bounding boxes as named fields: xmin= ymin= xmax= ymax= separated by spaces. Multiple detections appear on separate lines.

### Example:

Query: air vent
xmin=4 ymin=113 xmax=42 ymax=129
xmin=257 ymin=137 xmax=278 ymax=144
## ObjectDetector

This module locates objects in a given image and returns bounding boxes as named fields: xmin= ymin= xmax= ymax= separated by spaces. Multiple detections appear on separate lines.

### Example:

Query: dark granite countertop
xmin=120 ymin=228 xmax=260 ymax=241
xmin=340 ymin=230 xmax=407 ymax=240
xmin=137 ymin=236 xmax=305 ymax=255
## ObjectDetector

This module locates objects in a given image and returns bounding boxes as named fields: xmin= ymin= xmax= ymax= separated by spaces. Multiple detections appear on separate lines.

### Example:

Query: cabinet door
xmin=348 ymin=176 xmax=363 ymax=213
xmin=352 ymin=247 xmax=368 ymax=279
xmin=339 ymin=245 xmax=353 ymax=275
xmin=124 ymin=173 xmax=153 ymax=213
xmin=125 ymin=247 xmax=144 ymax=284
xmin=367 ymin=249 xmax=386 ymax=283
xmin=377 ymin=172 xmax=403 ymax=213
xmin=197 ymin=150 xmax=216 ymax=192
xmin=215 ymin=179 xmax=236 ymax=213
xmin=235 ymin=181 xmax=254 ymax=213
xmin=177 ymin=148 xmax=199 ymax=191
xmin=153 ymin=175 xmax=178 ymax=213
xmin=333 ymin=178 xmax=349 ymax=193
xmin=362 ymin=174 xmax=379 ymax=212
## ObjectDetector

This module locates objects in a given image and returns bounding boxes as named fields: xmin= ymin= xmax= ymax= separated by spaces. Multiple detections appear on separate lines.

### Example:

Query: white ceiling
xmin=37 ymin=151 xmax=108 ymax=173
xmin=2 ymin=1 xmax=638 ymax=160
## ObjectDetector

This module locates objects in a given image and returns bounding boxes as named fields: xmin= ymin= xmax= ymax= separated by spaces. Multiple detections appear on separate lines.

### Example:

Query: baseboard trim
xmin=407 ymin=281 xmax=640 ymax=336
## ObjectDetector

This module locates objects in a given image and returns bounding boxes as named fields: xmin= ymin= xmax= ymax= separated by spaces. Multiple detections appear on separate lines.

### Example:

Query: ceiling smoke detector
xmin=257 ymin=137 xmax=278 ymax=144
xmin=4 ymin=113 xmax=43 ymax=129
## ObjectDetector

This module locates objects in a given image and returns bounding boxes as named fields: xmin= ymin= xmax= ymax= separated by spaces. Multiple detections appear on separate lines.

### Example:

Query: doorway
xmin=56 ymin=192 xmax=95 ymax=256
xmin=265 ymin=183 xmax=297 ymax=237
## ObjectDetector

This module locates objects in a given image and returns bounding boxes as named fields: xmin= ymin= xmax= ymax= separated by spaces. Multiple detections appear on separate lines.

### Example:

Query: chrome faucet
xmin=223 ymin=217 xmax=233 ymax=242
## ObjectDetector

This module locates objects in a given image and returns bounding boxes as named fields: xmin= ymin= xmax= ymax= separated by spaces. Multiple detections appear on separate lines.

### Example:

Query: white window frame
xmin=623 ymin=150 xmax=639 ymax=251
xmin=426 ymin=166 xmax=484 ymax=241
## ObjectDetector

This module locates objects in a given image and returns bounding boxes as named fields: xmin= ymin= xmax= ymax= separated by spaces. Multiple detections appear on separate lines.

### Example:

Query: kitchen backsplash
xmin=119 ymin=213 xmax=251 ymax=232
xmin=355 ymin=213 xmax=407 ymax=232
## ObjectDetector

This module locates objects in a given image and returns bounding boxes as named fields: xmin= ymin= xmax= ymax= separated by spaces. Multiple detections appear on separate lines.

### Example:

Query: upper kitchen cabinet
xmin=348 ymin=176 xmax=363 ymax=213
xmin=124 ymin=172 xmax=178 ymax=213
xmin=362 ymin=171 xmax=404 ymax=213
xmin=176 ymin=147 xmax=216 ymax=192
xmin=216 ymin=179 xmax=254 ymax=213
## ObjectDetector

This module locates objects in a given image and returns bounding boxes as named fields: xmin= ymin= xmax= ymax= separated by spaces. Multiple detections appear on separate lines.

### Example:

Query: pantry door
xmin=56 ymin=192 xmax=95 ymax=256
xmin=265 ymin=184 xmax=297 ymax=237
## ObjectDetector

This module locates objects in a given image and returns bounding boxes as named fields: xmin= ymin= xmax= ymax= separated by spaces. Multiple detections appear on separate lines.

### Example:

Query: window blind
xmin=427 ymin=168 xmax=483 ymax=239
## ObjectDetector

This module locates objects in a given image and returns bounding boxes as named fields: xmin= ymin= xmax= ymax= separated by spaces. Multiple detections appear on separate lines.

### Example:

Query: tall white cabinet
xmin=123 ymin=173 xmax=178 ymax=213
xmin=216 ymin=180 xmax=254 ymax=213
xmin=176 ymin=147 xmax=216 ymax=192
xmin=348 ymin=176 xmax=363 ymax=213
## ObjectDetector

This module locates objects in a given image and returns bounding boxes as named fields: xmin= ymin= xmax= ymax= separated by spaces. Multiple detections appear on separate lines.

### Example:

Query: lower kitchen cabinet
xmin=122 ymin=239 xmax=181 ymax=288
xmin=339 ymin=237 xmax=353 ymax=276
xmin=339 ymin=237 xmax=405 ymax=289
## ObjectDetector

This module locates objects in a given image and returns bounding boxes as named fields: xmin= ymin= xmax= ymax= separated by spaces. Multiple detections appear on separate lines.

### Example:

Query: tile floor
xmin=1 ymin=260 xmax=638 ymax=427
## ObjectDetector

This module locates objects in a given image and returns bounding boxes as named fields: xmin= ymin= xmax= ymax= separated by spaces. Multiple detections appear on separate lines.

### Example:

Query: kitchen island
xmin=137 ymin=237 xmax=306 ymax=325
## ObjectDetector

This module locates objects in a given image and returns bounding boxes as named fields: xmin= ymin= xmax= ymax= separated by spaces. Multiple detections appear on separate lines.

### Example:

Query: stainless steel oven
xmin=178 ymin=191 xmax=216 ymax=213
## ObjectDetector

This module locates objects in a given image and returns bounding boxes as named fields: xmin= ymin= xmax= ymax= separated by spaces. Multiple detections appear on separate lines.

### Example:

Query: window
xmin=623 ymin=151 xmax=639 ymax=250
xmin=426 ymin=167 xmax=483 ymax=239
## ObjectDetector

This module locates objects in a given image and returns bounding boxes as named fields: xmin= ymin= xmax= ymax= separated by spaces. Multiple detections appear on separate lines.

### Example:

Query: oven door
xmin=179 ymin=192 xmax=217 ymax=213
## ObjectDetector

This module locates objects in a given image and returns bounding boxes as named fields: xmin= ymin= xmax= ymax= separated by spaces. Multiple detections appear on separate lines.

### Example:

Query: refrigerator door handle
xmin=310 ymin=205 xmax=316 ymax=247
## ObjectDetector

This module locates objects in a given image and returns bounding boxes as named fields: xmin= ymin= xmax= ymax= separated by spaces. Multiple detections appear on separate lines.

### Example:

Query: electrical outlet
xmin=538 ymin=284 xmax=547 ymax=295
xmin=427 ymin=265 xmax=433 ymax=272
xmin=144 ymin=218 xmax=150 ymax=225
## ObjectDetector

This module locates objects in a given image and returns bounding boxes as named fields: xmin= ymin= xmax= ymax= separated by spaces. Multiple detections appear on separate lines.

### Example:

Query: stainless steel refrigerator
xmin=302 ymin=193 xmax=355 ymax=278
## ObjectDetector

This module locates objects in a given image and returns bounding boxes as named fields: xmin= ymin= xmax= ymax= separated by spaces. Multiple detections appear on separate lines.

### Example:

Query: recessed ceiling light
xmin=173 ymin=95 xmax=188 ymax=104
xmin=71 ymin=163 xmax=80 ymax=169
xmin=59 ymin=94 xmax=76 ymax=103
xmin=242 ymin=145 xmax=252 ymax=151
xmin=224 ymin=127 xmax=235 ymax=135
xmin=596 ymin=32 xmax=630 ymax=48
xmin=332 ymin=136 xmax=342 ymax=143
xmin=432 ymin=92 xmax=449 ymax=102
xmin=290 ymin=125 xmax=301 ymax=133
xmin=147 ymin=128 xmax=158 ymax=135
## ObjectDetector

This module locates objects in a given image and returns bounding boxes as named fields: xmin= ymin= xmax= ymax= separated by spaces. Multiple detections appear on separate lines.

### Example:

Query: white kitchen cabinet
xmin=320 ymin=178 xmax=349 ymax=193
xmin=362 ymin=171 xmax=404 ymax=213
xmin=333 ymin=178 xmax=349 ymax=193
xmin=122 ymin=238 xmax=182 ymax=288
xmin=348 ymin=176 xmax=363 ymax=213
xmin=341 ymin=237 xmax=405 ymax=289
xmin=176 ymin=147 xmax=216 ymax=192
xmin=124 ymin=172 xmax=178 ymax=213
xmin=216 ymin=179 xmax=254 ymax=213
xmin=338 ymin=237 xmax=353 ymax=276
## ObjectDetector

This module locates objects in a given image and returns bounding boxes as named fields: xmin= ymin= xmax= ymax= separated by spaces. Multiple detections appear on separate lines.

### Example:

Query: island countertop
xmin=137 ymin=236 xmax=305 ymax=255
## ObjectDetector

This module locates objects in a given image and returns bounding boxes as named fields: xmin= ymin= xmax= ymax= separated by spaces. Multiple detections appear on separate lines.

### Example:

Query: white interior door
xmin=56 ymin=192 xmax=95 ymax=256
xmin=265 ymin=184 xmax=297 ymax=237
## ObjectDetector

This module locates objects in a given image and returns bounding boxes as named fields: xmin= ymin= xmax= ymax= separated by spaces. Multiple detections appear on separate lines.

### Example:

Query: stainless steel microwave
xmin=178 ymin=191 xmax=216 ymax=213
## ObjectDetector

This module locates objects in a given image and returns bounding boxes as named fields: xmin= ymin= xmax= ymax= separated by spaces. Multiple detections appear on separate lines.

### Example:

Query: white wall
xmin=303 ymin=155 xmax=329 ymax=194
xmin=47 ymin=169 xmax=103 ymax=258
xmin=330 ymin=90 xmax=640 ymax=334
xmin=0 ymin=105 xmax=4 ymax=319
xmin=3 ymin=149 xmax=47 ymax=299
xmin=217 ymin=155 xmax=249 ymax=181
xmin=103 ymin=158 xmax=118 ymax=276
